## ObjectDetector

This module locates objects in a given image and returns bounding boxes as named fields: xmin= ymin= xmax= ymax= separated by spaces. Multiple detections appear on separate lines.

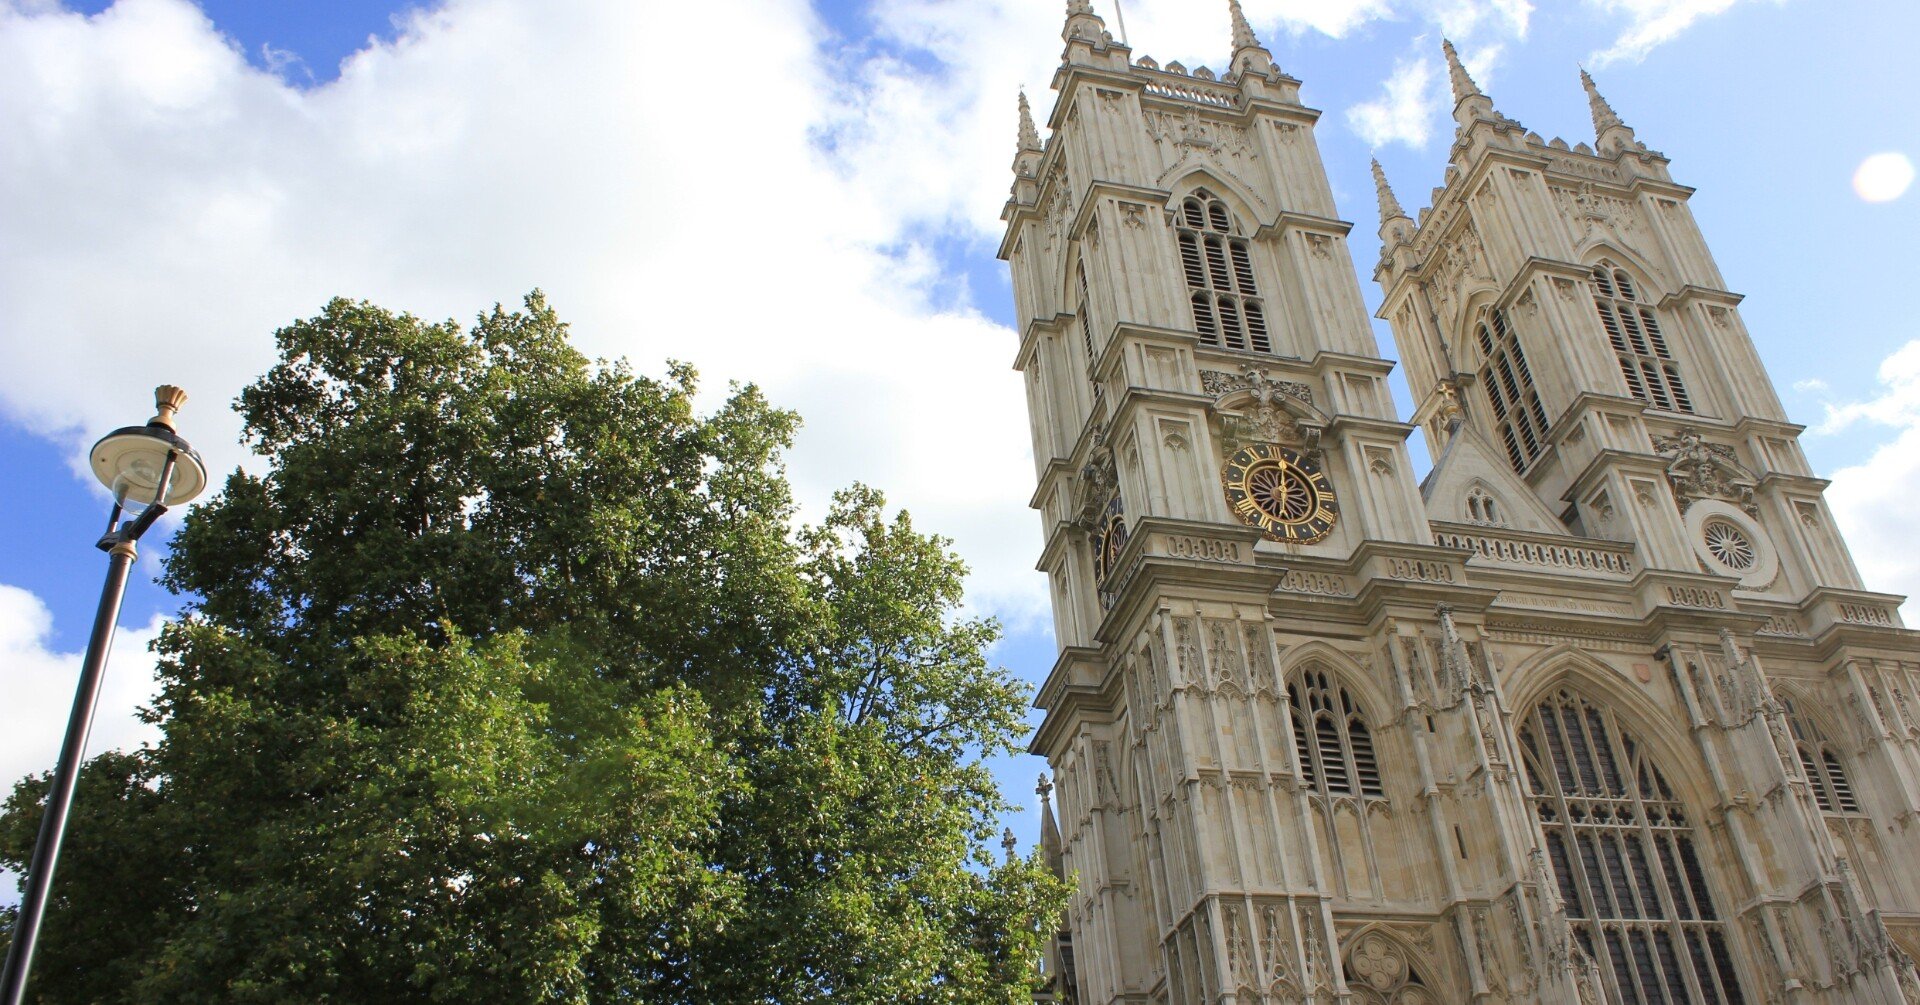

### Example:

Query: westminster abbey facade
xmin=1003 ymin=3 xmax=1920 ymax=1003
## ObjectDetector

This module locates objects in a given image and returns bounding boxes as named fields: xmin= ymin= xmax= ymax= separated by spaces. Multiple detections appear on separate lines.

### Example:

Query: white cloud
xmin=1348 ymin=54 xmax=1440 ymax=149
xmin=1792 ymin=377 xmax=1828 ymax=394
xmin=1586 ymin=0 xmax=1773 ymax=65
xmin=1814 ymin=341 xmax=1920 ymax=435
xmin=1819 ymin=341 xmax=1920 ymax=623
xmin=0 ymin=0 xmax=1058 ymax=620
xmin=0 ymin=584 xmax=165 ymax=899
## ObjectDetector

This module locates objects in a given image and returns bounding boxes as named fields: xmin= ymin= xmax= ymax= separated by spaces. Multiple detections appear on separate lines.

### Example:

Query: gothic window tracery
xmin=1178 ymin=190 xmax=1273 ymax=353
xmin=1466 ymin=485 xmax=1506 ymax=526
xmin=1592 ymin=262 xmax=1694 ymax=413
xmin=1343 ymin=931 xmax=1435 ymax=1004
xmin=1474 ymin=308 xmax=1550 ymax=473
xmin=1780 ymin=695 xmax=1861 ymax=814
xmin=1520 ymin=688 xmax=1747 ymax=1005
xmin=1289 ymin=667 xmax=1384 ymax=798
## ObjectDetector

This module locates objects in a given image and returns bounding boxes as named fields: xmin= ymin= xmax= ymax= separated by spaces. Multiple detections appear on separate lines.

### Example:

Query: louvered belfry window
xmin=1521 ymin=689 xmax=1748 ymax=1005
xmin=1076 ymin=261 xmax=1096 ymax=363
xmin=1177 ymin=191 xmax=1272 ymax=353
xmin=1476 ymin=308 xmax=1551 ymax=474
xmin=1781 ymin=696 xmax=1861 ymax=814
xmin=1592 ymin=263 xmax=1694 ymax=413
xmin=1288 ymin=668 xmax=1384 ymax=798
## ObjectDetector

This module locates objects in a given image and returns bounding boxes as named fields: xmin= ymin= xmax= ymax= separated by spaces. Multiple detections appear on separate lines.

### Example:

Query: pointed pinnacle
xmin=1017 ymin=91 xmax=1042 ymax=152
xmin=1228 ymin=0 xmax=1260 ymax=51
xmin=1580 ymin=67 xmax=1625 ymax=135
xmin=1372 ymin=159 xmax=1407 ymax=224
xmin=1442 ymin=39 xmax=1482 ymax=104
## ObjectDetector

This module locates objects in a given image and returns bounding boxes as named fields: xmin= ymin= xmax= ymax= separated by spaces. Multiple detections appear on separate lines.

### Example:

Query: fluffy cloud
xmin=0 ymin=584 xmax=165 ymax=897
xmin=1348 ymin=54 xmax=1440 ymax=149
xmin=1819 ymin=341 xmax=1920 ymax=623
xmin=1585 ymin=0 xmax=1773 ymax=65
xmin=0 ymin=0 xmax=1063 ymax=618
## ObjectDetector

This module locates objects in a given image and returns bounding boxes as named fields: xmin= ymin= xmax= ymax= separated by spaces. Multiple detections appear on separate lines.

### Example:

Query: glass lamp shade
xmin=89 ymin=425 xmax=208 ymax=508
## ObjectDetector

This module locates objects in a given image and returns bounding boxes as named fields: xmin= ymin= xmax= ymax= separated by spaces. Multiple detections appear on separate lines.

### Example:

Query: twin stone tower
xmin=1001 ymin=3 xmax=1920 ymax=1004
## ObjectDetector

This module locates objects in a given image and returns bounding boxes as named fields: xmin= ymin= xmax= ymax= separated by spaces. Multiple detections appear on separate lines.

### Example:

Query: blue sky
xmin=2 ymin=0 xmax=1917 ymax=895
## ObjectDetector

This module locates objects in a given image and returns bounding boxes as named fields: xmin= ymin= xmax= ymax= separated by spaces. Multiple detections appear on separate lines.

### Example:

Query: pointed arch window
xmin=1592 ymin=262 xmax=1694 ymax=413
xmin=1177 ymin=191 xmax=1273 ymax=353
xmin=1289 ymin=667 xmax=1384 ymax=798
xmin=1520 ymin=688 xmax=1747 ymax=1005
xmin=1466 ymin=485 xmax=1506 ymax=527
xmin=1780 ymin=696 xmax=1861 ymax=814
xmin=1475 ymin=308 xmax=1551 ymax=474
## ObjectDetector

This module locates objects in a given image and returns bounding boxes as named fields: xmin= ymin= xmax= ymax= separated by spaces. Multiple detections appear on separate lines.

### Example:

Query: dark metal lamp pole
xmin=1 ymin=387 xmax=207 ymax=1005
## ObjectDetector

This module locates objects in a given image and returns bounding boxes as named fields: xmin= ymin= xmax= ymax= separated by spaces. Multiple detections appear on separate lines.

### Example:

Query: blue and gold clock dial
xmin=1093 ymin=494 xmax=1128 ymax=582
xmin=1222 ymin=444 xmax=1337 ymax=543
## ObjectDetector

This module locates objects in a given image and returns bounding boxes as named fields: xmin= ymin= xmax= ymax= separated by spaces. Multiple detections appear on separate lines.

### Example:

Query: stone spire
xmin=1037 ymin=773 xmax=1064 ymax=878
xmin=1441 ymin=39 xmax=1481 ymax=105
xmin=1372 ymin=158 xmax=1406 ymax=223
xmin=1581 ymin=67 xmax=1640 ymax=154
xmin=1017 ymin=90 xmax=1042 ymax=153
xmin=1372 ymin=158 xmax=1415 ymax=254
xmin=1062 ymin=0 xmax=1105 ymax=45
xmin=1440 ymin=39 xmax=1516 ymax=134
xmin=1580 ymin=68 xmax=1620 ymax=132
xmin=1228 ymin=0 xmax=1259 ymax=52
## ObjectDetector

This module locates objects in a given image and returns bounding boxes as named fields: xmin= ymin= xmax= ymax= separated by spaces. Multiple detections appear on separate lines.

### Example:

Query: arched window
xmin=1592 ymin=262 xmax=1693 ymax=413
xmin=1475 ymin=308 xmax=1550 ymax=474
xmin=1177 ymin=191 xmax=1273 ymax=353
xmin=1289 ymin=667 xmax=1384 ymax=798
xmin=1781 ymin=695 xmax=1861 ymax=814
xmin=1466 ymin=485 xmax=1506 ymax=527
xmin=1520 ymin=688 xmax=1747 ymax=1005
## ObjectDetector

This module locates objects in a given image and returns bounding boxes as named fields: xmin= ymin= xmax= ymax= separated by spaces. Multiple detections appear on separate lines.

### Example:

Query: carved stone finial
xmin=1037 ymin=772 xmax=1054 ymax=803
xmin=1433 ymin=380 xmax=1465 ymax=430
xmin=1016 ymin=90 xmax=1042 ymax=153
xmin=1227 ymin=0 xmax=1260 ymax=52
xmin=1442 ymin=39 xmax=1481 ymax=103
xmin=150 ymin=385 xmax=187 ymax=431
xmin=1371 ymin=158 xmax=1407 ymax=224
xmin=1001 ymin=826 xmax=1017 ymax=861
xmin=1066 ymin=0 xmax=1094 ymax=14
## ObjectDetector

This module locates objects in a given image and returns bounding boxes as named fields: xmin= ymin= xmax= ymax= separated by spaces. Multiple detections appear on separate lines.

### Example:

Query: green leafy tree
xmin=0 ymin=294 xmax=1064 ymax=1003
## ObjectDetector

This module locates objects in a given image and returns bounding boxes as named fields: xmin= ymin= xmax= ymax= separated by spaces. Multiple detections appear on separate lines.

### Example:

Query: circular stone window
xmin=1684 ymin=500 xmax=1777 ymax=588
xmin=1701 ymin=520 xmax=1755 ymax=571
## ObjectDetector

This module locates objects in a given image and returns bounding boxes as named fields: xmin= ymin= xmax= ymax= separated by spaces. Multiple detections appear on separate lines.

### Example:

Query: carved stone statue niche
xmin=1203 ymin=362 xmax=1324 ymax=454
xmin=1652 ymin=427 xmax=1758 ymax=516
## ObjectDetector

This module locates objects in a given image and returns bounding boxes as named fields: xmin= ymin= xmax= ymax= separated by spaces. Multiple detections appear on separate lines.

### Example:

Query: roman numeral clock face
xmin=1221 ymin=443 xmax=1339 ymax=544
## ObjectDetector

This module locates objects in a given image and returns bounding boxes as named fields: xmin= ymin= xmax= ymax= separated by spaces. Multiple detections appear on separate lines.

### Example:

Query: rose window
xmin=1702 ymin=520 xmax=1755 ymax=571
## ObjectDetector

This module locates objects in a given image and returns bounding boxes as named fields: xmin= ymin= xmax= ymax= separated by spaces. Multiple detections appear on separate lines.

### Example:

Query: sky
xmin=1 ymin=0 xmax=1917 ymax=900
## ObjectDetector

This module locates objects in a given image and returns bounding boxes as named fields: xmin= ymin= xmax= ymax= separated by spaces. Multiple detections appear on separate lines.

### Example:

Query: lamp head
xmin=89 ymin=386 xmax=208 ymax=509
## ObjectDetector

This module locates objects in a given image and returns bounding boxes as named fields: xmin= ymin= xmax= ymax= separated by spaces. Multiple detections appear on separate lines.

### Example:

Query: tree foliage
xmin=0 ymin=294 xmax=1064 ymax=1003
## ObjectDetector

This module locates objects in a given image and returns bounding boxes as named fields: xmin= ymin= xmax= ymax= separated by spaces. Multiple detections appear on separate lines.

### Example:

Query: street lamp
xmin=0 ymin=386 xmax=207 ymax=1005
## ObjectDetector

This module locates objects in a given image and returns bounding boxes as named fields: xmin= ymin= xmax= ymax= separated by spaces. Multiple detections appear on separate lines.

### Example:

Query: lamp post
xmin=0 ymin=387 xmax=207 ymax=1005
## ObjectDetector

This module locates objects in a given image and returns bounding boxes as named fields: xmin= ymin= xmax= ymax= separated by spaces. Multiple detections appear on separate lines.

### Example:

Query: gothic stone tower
xmin=1002 ymin=6 xmax=1920 ymax=1005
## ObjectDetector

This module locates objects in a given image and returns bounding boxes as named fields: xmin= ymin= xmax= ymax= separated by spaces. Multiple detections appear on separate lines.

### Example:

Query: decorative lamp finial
xmin=149 ymin=385 xmax=187 ymax=431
